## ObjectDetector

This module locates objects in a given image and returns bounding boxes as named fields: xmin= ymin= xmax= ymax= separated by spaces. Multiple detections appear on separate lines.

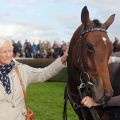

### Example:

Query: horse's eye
xmin=86 ymin=43 xmax=94 ymax=53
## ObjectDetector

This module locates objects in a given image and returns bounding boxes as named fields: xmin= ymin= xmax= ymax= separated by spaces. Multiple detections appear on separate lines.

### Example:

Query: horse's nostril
xmin=104 ymin=90 xmax=112 ymax=98
xmin=99 ymin=90 xmax=111 ymax=107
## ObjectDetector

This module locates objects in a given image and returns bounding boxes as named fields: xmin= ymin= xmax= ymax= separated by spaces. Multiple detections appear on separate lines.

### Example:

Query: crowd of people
xmin=12 ymin=40 xmax=69 ymax=58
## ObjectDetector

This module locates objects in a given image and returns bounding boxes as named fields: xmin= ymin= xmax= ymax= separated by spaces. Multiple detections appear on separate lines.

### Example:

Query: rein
xmin=63 ymin=27 xmax=107 ymax=120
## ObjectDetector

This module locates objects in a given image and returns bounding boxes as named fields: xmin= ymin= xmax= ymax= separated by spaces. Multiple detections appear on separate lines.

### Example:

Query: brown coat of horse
xmin=67 ymin=6 xmax=115 ymax=120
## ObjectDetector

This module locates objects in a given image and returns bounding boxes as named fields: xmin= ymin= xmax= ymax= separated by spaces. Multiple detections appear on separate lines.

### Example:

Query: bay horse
xmin=63 ymin=6 xmax=115 ymax=120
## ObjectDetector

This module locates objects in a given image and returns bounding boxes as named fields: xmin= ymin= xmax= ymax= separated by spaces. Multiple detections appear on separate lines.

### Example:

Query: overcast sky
xmin=0 ymin=0 xmax=119 ymax=43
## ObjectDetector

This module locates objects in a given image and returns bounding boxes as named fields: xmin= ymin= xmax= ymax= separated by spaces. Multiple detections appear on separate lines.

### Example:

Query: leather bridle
xmin=63 ymin=27 xmax=107 ymax=120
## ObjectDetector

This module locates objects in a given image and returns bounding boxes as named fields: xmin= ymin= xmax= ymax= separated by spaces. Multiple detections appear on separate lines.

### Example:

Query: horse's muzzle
xmin=99 ymin=90 xmax=112 ymax=107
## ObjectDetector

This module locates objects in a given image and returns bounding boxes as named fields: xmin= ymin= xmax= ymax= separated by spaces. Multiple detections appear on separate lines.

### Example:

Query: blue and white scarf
xmin=0 ymin=60 xmax=15 ymax=94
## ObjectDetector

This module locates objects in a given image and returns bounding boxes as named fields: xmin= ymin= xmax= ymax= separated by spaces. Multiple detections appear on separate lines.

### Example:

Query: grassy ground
xmin=27 ymin=82 xmax=78 ymax=120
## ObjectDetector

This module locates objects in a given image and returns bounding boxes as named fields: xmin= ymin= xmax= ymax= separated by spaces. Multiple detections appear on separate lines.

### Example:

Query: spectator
xmin=31 ymin=42 xmax=38 ymax=58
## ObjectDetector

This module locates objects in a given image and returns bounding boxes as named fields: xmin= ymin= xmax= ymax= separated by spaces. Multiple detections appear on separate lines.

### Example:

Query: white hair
xmin=0 ymin=38 xmax=13 ymax=49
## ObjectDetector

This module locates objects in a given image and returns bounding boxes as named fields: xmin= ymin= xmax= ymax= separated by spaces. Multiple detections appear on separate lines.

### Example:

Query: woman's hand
xmin=81 ymin=96 xmax=99 ymax=108
xmin=61 ymin=49 xmax=68 ymax=64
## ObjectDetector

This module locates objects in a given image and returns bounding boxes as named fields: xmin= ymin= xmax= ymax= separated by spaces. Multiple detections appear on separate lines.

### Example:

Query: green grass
xmin=27 ymin=82 xmax=78 ymax=120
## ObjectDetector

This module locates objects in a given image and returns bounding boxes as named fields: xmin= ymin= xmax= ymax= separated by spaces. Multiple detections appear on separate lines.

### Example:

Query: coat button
xmin=12 ymin=105 xmax=15 ymax=108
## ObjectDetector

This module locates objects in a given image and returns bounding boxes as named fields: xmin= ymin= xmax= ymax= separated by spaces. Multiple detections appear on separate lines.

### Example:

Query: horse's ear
xmin=81 ymin=6 xmax=90 ymax=27
xmin=103 ymin=14 xmax=115 ymax=29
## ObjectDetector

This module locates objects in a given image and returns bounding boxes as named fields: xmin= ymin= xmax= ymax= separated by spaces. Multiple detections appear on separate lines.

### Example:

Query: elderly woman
xmin=81 ymin=56 xmax=120 ymax=120
xmin=0 ymin=38 xmax=68 ymax=120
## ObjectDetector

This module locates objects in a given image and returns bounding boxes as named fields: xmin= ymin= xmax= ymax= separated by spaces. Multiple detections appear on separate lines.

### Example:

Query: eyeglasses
xmin=0 ymin=50 xmax=13 ymax=56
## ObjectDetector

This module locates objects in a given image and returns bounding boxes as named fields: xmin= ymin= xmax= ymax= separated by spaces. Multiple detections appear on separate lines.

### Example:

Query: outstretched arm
xmin=25 ymin=49 xmax=68 ymax=85
xmin=106 ymin=96 xmax=120 ymax=106
xmin=81 ymin=95 xmax=120 ymax=108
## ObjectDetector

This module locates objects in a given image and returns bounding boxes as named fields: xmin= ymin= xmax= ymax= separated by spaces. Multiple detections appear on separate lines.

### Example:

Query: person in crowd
xmin=31 ymin=42 xmax=38 ymax=58
xmin=16 ymin=40 xmax=23 ymax=57
xmin=24 ymin=41 xmax=32 ymax=58
xmin=12 ymin=40 xmax=18 ymax=58
xmin=0 ymin=38 xmax=68 ymax=120
xmin=81 ymin=56 xmax=120 ymax=120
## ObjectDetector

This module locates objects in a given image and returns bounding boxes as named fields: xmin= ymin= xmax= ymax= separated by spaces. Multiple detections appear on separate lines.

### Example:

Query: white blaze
xmin=102 ymin=37 xmax=107 ymax=45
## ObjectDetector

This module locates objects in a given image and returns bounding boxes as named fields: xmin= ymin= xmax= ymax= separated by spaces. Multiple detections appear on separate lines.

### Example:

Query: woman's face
xmin=0 ymin=41 xmax=13 ymax=65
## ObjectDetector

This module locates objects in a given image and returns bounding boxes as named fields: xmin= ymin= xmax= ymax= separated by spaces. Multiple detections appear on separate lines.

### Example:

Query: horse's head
xmin=68 ymin=6 xmax=115 ymax=103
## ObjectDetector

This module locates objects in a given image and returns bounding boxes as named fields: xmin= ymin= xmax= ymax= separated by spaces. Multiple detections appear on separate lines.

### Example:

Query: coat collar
xmin=12 ymin=58 xmax=21 ymax=68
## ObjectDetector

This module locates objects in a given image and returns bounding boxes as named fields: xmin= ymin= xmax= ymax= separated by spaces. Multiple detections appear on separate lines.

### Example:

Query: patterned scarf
xmin=0 ymin=60 xmax=15 ymax=94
